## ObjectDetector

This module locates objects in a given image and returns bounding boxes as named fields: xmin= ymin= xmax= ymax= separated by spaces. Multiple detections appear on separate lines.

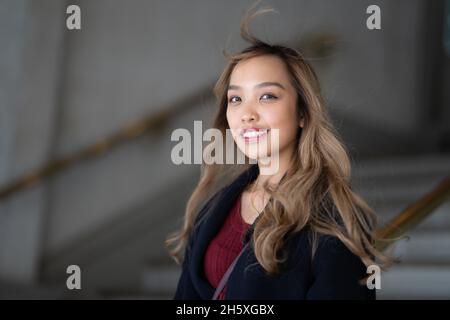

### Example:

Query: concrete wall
xmin=0 ymin=0 xmax=66 ymax=282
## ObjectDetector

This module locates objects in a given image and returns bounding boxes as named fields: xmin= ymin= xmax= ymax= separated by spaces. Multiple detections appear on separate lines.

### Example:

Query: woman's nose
xmin=241 ymin=103 xmax=258 ymax=123
xmin=241 ymin=113 xmax=256 ymax=123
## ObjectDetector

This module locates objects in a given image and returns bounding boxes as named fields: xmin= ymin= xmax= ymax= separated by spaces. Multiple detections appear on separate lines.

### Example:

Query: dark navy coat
xmin=174 ymin=165 xmax=375 ymax=300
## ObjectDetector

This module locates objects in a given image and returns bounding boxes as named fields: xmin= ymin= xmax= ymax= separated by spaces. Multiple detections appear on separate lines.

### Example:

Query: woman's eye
xmin=261 ymin=94 xmax=277 ymax=101
xmin=228 ymin=96 xmax=241 ymax=103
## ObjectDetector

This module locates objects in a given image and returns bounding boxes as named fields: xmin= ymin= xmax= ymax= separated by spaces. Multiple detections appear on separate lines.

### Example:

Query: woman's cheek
xmin=265 ymin=112 xmax=296 ymax=149
xmin=227 ymin=122 xmax=240 ymax=143
xmin=226 ymin=112 xmax=236 ymax=135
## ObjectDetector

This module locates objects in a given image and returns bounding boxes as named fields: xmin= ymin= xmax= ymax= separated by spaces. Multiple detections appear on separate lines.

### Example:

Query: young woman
xmin=166 ymin=8 xmax=390 ymax=300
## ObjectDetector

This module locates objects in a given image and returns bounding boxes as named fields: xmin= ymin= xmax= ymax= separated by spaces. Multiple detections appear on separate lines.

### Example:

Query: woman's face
xmin=226 ymin=54 xmax=304 ymax=166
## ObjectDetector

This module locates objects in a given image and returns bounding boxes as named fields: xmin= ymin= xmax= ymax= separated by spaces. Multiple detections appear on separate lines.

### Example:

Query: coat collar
xmin=189 ymin=164 xmax=259 ymax=299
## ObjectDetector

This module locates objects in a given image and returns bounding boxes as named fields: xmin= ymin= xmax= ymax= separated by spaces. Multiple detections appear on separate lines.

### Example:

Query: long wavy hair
xmin=166 ymin=7 xmax=392 ymax=274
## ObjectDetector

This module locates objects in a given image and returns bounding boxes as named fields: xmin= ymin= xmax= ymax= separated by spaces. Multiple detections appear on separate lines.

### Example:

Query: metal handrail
xmin=375 ymin=175 xmax=450 ymax=251
xmin=0 ymin=88 xmax=212 ymax=200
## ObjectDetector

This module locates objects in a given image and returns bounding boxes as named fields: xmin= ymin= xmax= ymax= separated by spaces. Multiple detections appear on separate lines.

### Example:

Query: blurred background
xmin=0 ymin=0 xmax=449 ymax=299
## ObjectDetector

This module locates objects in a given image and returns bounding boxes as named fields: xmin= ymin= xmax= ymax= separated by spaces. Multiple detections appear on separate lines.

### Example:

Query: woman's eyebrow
xmin=227 ymin=81 xmax=286 ymax=91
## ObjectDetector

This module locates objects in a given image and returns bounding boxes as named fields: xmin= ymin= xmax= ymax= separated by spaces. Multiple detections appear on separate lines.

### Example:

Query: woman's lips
xmin=240 ymin=128 xmax=270 ymax=143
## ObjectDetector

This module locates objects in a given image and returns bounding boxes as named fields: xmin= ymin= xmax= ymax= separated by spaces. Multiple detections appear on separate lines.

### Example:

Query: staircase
xmin=352 ymin=154 xmax=450 ymax=299
xmin=132 ymin=153 xmax=450 ymax=299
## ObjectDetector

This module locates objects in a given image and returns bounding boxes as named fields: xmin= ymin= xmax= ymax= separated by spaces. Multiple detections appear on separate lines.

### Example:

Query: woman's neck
xmin=255 ymin=147 xmax=294 ymax=190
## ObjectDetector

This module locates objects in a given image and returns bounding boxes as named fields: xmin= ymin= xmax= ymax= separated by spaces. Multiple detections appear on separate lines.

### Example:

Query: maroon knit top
xmin=203 ymin=193 xmax=251 ymax=300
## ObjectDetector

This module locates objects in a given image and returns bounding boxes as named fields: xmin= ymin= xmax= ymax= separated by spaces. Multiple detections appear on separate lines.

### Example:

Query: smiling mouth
xmin=240 ymin=129 xmax=270 ymax=142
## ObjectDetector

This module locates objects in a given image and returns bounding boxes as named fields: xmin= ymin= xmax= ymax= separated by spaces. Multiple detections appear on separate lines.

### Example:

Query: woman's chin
xmin=238 ymin=150 xmax=273 ymax=163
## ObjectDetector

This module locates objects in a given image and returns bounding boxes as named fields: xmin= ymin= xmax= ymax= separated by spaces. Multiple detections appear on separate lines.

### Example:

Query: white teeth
xmin=242 ymin=129 xmax=268 ymax=138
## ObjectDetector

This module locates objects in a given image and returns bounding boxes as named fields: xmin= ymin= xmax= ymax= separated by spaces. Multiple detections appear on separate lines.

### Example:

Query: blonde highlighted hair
xmin=166 ymin=6 xmax=392 ymax=274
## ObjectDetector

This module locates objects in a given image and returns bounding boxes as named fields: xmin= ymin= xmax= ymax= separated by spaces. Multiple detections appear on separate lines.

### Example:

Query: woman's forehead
xmin=229 ymin=55 xmax=291 ymax=90
xmin=229 ymin=55 xmax=292 ymax=89
xmin=231 ymin=55 xmax=288 ymax=79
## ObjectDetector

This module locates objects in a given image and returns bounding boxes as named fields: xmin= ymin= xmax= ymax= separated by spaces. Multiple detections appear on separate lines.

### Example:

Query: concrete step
xmin=375 ymin=201 xmax=450 ymax=230
xmin=352 ymin=153 xmax=450 ymax=209
xmin=356 ymin=178 xmax=448 ymax=207
xmin=0 ymin=281 xmax=66 ymax=300
xmin=389 ymin=230 xmax=450 ymax=265
xmin=377 ymin=265 xmax=450 ymax=299
xmin=100 ymin=289 xmax=173 ymax=300
xmin=0 ymin=279 xmax=101 ymax=299
xmin=140 ymin=265 xmax=180 ymax=297
xmin=353 ymin=153 xmax=450 ymax=181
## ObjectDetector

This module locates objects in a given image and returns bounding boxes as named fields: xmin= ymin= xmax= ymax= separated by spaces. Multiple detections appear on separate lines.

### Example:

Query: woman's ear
xmin=299 ymin=116 xmax=305 ymax=128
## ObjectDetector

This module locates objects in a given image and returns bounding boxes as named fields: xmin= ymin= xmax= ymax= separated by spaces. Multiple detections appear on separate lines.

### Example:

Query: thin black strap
xmin=212 ymin=242 xmax=250 ymax=300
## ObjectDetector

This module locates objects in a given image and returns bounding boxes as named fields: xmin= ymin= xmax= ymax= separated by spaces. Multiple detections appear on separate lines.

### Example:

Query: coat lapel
xmin=188 ymin=164 xmax=259 ymax=299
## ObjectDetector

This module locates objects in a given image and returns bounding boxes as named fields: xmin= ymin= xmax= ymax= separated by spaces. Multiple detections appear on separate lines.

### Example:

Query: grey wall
xmin=0 ymin=0 xmax=66 ymax=282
